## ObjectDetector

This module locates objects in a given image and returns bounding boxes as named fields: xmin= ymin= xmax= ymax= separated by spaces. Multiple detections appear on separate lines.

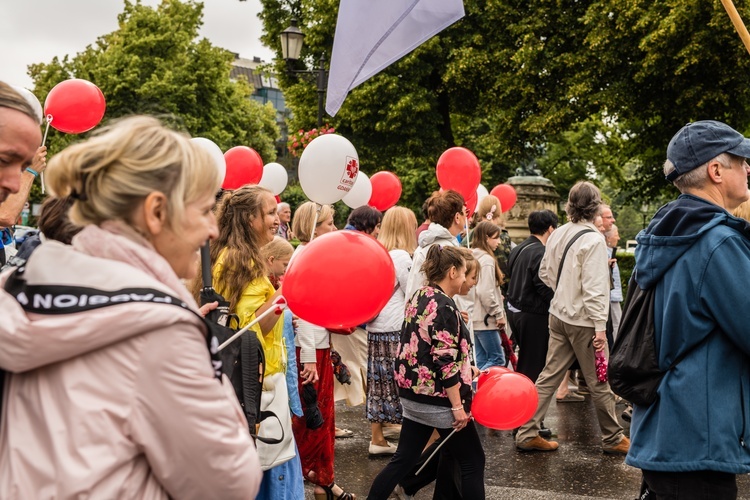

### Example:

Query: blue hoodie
xmin=626 ymin=194 xmax=750 ymax=473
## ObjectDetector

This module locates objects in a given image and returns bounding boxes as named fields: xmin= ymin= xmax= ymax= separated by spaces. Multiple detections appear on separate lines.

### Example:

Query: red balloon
xmin=476 ymin=366 xmax=511 ymax=390
xmin=464 ymin=190 xmax=478 ymax=217
xmin=284 ymin=231 xmax=395 ymax=329
xmin=274 ymin=195 xmax=281 ymax=203
xmin=472 ymin=371 xmax=538 ymax=430
xmin=223 ymin=146 xmax=263 ymax=190
xmin=436 ymin=147 xmax=481 ymax=200
xmin=44 ymin=79 xmax=106 ymax=134
xmin=368 ymin=171 xmax=401 ymax=211
xmin=489 ymin=184 xmax=517 ymax=213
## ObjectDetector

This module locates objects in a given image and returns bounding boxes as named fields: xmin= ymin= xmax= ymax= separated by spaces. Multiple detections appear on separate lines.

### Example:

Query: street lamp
xmin=640 ymin=203 xmax=650 ymax=230
xmin=280 ymin=19 xmax=328 ymax=127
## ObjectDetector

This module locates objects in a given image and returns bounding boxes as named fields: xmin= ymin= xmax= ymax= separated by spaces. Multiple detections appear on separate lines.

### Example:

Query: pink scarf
xmin=72 ymin=221 xmax=199 ymax=309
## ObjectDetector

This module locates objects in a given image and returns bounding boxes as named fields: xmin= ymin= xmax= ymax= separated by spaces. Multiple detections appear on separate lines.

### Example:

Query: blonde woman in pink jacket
xmin=0 ymin=116 xmax=262 ymax=499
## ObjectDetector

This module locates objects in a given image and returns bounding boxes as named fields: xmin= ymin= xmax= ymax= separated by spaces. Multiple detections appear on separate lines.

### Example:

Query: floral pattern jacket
xmin=395 ymin=285 xmax=475 ymax=410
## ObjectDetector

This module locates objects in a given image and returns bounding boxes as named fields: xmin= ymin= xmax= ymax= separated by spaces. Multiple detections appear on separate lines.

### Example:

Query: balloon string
xmin=415 ymin=428 xmax=457 ymax=476
xmin=40 ymin=115 xmax=53 ymax=195
xmin=309 ymin=203 xmax=321 ymax=242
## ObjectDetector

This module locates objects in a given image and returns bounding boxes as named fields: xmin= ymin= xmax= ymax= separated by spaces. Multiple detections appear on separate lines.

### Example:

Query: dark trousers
xmin=366 ymin=417 xmax=485 ymax=500
xmin=399 ymin=436 xmax=462 ymax=499
xmin=641 ymin=470 xmax=737 ymax=500
xmin=508 ymin=310 xmax=549 ymax=383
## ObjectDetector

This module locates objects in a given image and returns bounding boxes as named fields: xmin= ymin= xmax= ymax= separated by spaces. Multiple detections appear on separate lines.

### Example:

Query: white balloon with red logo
xmin=298 ymin=134 xmax=359 ymax=205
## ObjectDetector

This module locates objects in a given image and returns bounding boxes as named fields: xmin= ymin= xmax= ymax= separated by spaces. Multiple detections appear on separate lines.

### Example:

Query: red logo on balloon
xmin=338 ymin=156 xmax=358 ymax=192
xmin=346 ymin=158 xmax=358 ymax=179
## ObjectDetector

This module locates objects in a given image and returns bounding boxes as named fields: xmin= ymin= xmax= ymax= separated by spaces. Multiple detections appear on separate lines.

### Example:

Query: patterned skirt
xmin=366 ymin=330 xmax=403 ymax=424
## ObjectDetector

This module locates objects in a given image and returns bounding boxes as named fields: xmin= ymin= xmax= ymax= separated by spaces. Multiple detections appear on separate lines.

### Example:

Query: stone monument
xmin=503 ymin=161 xmax=560 ymax=242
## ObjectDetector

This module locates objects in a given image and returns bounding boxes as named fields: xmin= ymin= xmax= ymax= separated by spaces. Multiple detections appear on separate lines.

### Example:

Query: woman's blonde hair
xmin=475 ymin=194 xmax=505 ymax=226
xmin=46 ymin=115 xmax=219 ymax=229
xmin=732 ymin=192 xmax=750 ymax=221
xmin=378 ymin=206 xmax=417 ymax=253
xmin=292 ymin=202 xmax=335 ymax=243
xmin=205 ymin=185 xmax=275 ymax=311
xmin=457 ymin=247 xmax=479 ymax=279
xmin=262 ymin=236 xmax=294 ymax=262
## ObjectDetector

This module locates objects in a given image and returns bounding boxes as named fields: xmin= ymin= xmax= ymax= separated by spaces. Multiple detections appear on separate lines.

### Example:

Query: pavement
xmin=304 ymin=392 xmax=750 ymax=499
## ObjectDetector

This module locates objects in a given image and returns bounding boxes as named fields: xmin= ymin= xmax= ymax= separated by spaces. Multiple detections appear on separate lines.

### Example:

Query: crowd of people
xmin=2 ymin=78 xmax=750 ymax=500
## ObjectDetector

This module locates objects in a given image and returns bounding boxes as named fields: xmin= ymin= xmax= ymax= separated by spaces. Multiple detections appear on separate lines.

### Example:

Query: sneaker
xmin=621 ymin=405 xmax=633 ymax=422
xmin=603 ymin=436 xmax=630 ymax=455
xmin=556 ymin=392 xmax=585 ymax=403
xmin=394 ymin=484 xmax=414 ymax=500
xmin=516 ymin=436 xmax=559 ymax=452
xmin=369 ymin=441 xmax=397 ymax=455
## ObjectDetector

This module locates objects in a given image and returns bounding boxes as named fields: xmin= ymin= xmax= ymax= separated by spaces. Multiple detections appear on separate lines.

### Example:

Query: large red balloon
xmin=490 ymin=184 xmax=517 ymax=213
xmin=464 ymin=190 xmax=478 ymax=217
xmin=284 ymin=231 xmax=395 ymax=329
xmin=368 ymin=171 xmax=401 ymax=211
xmin=476 ymin=366 xmax=511 ymax=390
xmin=436 ymin=147 xmax=481 ymax=200
xmin=472 ymin=371 xmax=538 ymax=430
xmin=223 ymin=146 xmax=263 ymax=190
xmin=44 ymin=79 xmax=106 ymax=134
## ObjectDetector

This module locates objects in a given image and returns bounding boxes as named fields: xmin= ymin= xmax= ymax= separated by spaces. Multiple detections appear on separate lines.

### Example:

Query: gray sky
xmin=0 ymin=0 xmax=275 ymax=89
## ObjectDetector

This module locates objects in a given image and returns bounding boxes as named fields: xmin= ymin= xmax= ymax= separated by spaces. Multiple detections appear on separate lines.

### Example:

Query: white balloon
xmin=342 ymin=171 xmax=372 ymax=208
xmin=259 ymin=162 xmax=289 ymax=195
xmin=190 ymin=137 xmax=226 ymax=183
xmin=298 ymin=134 xmax=359 ymax=205
xmin=476 ymin=184 xmax=489 ymax=203
xmin=10 ymin=84 xmax=43 ymax=125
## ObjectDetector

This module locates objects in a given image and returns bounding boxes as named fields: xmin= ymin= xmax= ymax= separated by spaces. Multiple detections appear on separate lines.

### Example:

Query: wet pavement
xmin=304 ymin=394 xmax=750 ymax=499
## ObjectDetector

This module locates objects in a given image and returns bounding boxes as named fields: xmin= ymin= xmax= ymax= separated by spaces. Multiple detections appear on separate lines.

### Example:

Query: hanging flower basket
xmin=287 ymin=125 xmax=336 ymax=158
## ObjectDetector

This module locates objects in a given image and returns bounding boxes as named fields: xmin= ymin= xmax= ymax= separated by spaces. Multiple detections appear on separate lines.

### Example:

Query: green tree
xmin=259 ymin=0 xmax=750 ymax=211
xmin=29 ymin=0 xmax=279 ymax=171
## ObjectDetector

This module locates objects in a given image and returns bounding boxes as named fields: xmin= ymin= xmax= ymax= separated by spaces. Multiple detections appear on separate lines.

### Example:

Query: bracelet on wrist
xmin=26 ymin=167 xmax=39 ymax=178
xmin=451 ymin=406 xmax=463 ymax=411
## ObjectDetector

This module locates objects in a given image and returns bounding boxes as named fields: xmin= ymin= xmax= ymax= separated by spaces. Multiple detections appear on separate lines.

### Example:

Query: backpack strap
xmin=556 ymin=229 xmax=595 ymax=288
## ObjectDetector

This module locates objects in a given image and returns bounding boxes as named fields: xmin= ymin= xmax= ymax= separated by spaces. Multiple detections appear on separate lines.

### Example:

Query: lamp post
xmin=280 ymin=19 xmax=328 ymax=127
xmin=640 ymin=203 xmax=650 ymax=230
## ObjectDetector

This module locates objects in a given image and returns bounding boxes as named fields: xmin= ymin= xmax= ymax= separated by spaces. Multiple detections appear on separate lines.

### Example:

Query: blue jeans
xmin=474 ymin=329 xmax=505 ymax=370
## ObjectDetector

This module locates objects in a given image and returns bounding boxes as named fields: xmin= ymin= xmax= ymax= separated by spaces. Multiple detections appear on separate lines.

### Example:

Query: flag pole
xmin=721 ymin=0 xmax=750 ymax=56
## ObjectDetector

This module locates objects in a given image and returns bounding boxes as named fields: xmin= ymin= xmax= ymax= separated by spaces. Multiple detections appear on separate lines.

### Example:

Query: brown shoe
xmin=516 ymin=436 xmax=559 ymax=452
xmin=603 ymin=436 xmax=630 ymax=455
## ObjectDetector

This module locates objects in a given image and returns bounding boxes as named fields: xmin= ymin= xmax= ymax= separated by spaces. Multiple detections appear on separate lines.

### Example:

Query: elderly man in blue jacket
xmin=629 ymin=120 xmax=750 ymax=499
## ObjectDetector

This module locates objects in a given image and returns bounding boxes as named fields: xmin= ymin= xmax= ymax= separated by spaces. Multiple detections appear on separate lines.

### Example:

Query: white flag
xmin=325 ymin=0 xmax=465 ymax=117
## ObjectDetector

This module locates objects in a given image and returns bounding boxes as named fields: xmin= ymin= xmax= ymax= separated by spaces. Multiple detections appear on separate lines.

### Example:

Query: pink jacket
xmin=0 ymin=224 xmax=262 ymax=499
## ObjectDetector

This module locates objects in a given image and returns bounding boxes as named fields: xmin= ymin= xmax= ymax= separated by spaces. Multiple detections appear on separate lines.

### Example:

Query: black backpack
xmin=608 ymin=276 xmax=698 ymax=406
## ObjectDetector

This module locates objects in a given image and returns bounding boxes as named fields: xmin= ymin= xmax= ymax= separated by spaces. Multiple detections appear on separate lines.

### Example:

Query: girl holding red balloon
xmin=367 ymin=245 xmax=485 ymax=500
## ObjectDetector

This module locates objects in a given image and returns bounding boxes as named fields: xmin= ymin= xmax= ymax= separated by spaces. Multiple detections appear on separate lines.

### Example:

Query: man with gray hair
xmin=627 ymin=120 xmax=750 ymax=498
xmin=276 ymin=202 xmax=293 ymax=240
xmin=515 ymin=181 xmax=627 ymax=454
xmin=0 ymin=82 xmax=43 ymax=266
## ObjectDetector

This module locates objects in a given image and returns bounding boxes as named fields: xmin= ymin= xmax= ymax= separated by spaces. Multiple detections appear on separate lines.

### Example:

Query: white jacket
xmin=539 ymin=221 xmax=610 ymax=331
xmin=405 ymin=223 xmax=458 ymax=300
xmin=368 ymin=249 xmax=412 ymax=332
xmin=0 ymin=225 xmax=261 ymax=500
xmin=470 ymin=249 xmax=505 ymax=331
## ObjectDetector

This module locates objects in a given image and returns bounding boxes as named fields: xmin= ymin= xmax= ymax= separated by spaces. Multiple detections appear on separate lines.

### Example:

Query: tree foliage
xmin=29 ymin=0 xmax=279 ymax=164
xmin=259 ymin=0 xmax=750 ymax=212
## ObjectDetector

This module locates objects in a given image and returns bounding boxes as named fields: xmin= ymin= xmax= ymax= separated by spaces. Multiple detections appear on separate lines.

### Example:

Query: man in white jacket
xmin=515 ymin=181 xmax=628 ymax=455
xmin=405 ymin=190 xmax=466 ymax=300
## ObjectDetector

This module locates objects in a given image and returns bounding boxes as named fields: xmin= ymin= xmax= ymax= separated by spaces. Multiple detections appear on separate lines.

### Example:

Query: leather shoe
xmin=539 ymin=422 xmax=553 ymax=439
xmin=603 ymin=436 xmax=630 ymax=455
xmin=369 ymin=441 xmax=397 ymax=455
xmin=516 ymin=436 xmax=559 ymax=452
